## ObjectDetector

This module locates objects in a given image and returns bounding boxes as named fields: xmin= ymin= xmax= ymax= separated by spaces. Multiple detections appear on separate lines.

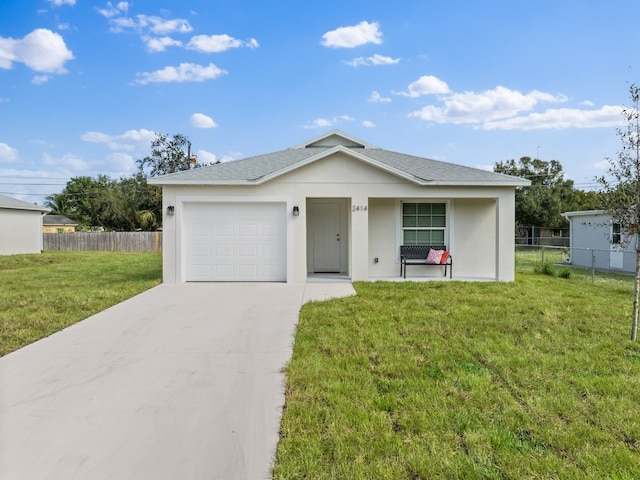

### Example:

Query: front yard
xmin=0 ymin=251 xmax=162 ymax=357
xmin=3 ymin=251 xmax=640 ymax=478
xmin=274 ymin=258 xmax=640 ymax=479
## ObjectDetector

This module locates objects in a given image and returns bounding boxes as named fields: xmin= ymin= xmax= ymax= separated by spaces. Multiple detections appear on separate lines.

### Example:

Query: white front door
xmin=310 ymin=199 xmax=347 ymax=273
xmin=610 ymin=223 xmax=624 ymax=269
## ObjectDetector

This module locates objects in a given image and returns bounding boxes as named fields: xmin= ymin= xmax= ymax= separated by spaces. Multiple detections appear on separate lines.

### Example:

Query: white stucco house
xmin=149 ymin=130 xmax=529 ymax=283
xmin=563 ymin=210 xmax=636 ymax=273
xmin=0 ymin=194 xmax=50 ymax=255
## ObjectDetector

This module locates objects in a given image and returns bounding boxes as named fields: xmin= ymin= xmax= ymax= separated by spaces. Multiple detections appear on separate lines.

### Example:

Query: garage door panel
xmin=184 ymin=202 xmax=286 ymax=282
xmin=215 ymin=244 xmax=234 ymax=257
xmin=215 ymin=224 xmax=234 ymax=237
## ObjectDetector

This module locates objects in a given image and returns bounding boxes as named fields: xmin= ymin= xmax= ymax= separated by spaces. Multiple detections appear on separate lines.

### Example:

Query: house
xmin=148 ymin=130 xmax=530 ymax=283
xmin=43 ymin=214 xmax=78 ymax=233
xmin=562 ymin=210 xmax=635 ymax=273
xmin=0 ymin=194 xmax=50 ymax=255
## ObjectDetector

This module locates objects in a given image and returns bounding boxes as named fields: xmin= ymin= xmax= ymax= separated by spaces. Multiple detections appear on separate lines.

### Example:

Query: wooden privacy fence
xmin=44 ymin=232 xmax=162 ymax=253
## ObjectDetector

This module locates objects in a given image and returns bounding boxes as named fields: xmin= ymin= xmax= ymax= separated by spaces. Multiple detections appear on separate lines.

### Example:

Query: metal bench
xmin=400 ymin=245 xmax=453 ymax=279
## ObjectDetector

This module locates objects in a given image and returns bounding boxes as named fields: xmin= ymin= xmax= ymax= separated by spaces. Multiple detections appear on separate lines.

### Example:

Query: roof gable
xmin=290 ymin=129 xmax=378 ymax=150
xmin=148 ymin=130 xmax=530 ymax=187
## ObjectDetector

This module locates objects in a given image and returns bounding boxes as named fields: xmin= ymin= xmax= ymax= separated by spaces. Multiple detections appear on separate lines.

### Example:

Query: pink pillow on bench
xmin=426 ymin=249 xmax=443 ymax=264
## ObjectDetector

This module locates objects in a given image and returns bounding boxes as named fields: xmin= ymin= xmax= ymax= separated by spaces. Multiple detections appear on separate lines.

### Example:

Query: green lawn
xmin=0 ymin=251 xmax=162 ymax=357
xmin=274 ymin=257 xmax=640 ymax=479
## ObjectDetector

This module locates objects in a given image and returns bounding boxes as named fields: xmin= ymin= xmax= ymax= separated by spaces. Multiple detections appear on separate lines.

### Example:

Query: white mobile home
xmin=0 ymin=194 xmax=49 ymax=255
xmin=563 ymin=210 xmax=636 ymax=273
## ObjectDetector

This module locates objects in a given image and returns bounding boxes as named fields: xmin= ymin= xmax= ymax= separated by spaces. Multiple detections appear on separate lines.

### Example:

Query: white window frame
xmin=397 ymin=200 xmax=450 ymax=248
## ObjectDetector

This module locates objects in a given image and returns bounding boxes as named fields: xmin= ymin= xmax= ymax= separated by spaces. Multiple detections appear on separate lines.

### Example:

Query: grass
xmin=0 ymin=251 xmax=162 ymax=357
xmin=274 ymin=255 xmax=640 ymax=479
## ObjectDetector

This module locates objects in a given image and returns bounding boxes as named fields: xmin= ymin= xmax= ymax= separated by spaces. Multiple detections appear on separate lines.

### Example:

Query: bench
xmin=400 ymin=245 xmax=453 ymax=279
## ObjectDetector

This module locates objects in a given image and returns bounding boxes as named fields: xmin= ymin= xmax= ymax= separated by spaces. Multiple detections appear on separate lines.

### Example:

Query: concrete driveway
xmin=0 ymin=282 xmax=355 ymax=480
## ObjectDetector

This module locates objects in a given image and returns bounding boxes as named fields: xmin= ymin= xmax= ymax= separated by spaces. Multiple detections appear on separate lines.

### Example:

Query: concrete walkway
xmin=0 ymin=282 xmax=355 ymax=480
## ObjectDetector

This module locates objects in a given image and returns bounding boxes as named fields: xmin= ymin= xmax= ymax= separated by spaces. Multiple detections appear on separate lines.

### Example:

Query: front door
xmin=610 ymin=223 xmax=624 ymax=269
xmin=309 ymin=199 xmax=347 ymax=273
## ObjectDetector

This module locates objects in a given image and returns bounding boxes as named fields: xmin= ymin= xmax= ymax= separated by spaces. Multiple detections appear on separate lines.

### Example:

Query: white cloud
xmin=48 ymin=0 xmax=76 ymax=6
xmin=0 ymin=29 xmax=74 ymax=73
xmin=0 ymin=143 xmax=19 ymax=163
xmin=105 ymin=152 xmax=135 ymax=172
xmin=143 ymin=36 xmax=182 ymax=52
xmin=346 ymin=54 xmax=399 ymax=67
xmin=303 ymin=115 xmax=354 ymax=129
xmin=304 ymin=118 xmax=333 ymax=129
xmin=32 ymin=74 xmax=50 ymax=84
xmin=187 ymin=34 xmax=259 ymax=53
xmin=134 ymin=62 xmax=227 ymax=84
xmin=42 ymin=152 xmax=88 ymax=171
xmin=369 ymin=91 xmax=391 ymax=103
xmin=362 ymin=120 xmax=376 ymax=128
xmin=109 ymin=14 xmax=192 ymax=34
xmin=195 ymin=150 xmax=217 ymax=164
xmin=322 ymin=21 xmax=382 ymax=48
xmin=481 ymin=105 xmax=622 ymax=131
xmin=97 ymin=1 xmax=129 ymax=18
xmin=394 ymin=75 xmax=450 ymax=98
xmin=401 ymin=80 xmax=617 ymax=130
xmin=190 ymin=113 xmax=217 ymax=128
xmin=592 ymin=159 xmax=610 ymax=170
xmin=409 ymin=86 xmax=568 ymax=125
xmin=81 ymin=128 xmax=156 ymax=151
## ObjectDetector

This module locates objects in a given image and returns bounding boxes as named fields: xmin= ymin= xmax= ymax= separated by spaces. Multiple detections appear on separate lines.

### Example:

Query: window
xmin=612 ymin=223 xmax=622 ymax=245
xmin=402 ymin=202 xmax=446 ymax=245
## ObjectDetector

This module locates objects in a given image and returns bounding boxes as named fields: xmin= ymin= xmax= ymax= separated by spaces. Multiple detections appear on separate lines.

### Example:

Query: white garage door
xmin=183 ymin=202 xmax=287 ymax=281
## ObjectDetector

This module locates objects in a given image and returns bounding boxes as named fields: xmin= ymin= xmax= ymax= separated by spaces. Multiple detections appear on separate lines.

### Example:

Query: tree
xmin=596 ymin=83 xmax=640 ymax=341
xmin=494 ymin=157 xmax=576 ymax=231
xmin=46 ymin=174 xmax=161 ymax=231
xmin=136 ymin=133 xmax=194 ymax=177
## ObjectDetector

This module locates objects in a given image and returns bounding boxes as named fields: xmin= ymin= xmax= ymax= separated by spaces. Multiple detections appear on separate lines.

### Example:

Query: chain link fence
xmin=516 ymin=244 xmax=636 ymax=282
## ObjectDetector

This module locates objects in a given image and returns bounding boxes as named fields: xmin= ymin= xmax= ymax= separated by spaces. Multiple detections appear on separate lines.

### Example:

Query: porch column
xmin=350 ymin=196 xmax=369 ymax=280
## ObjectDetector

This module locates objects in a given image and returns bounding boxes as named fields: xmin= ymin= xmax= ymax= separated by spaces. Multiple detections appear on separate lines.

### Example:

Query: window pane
xmin=403 ymin=215 xmax=417 ymax=227
xmin=416 ymin=215 xmax=430 ymax=227
xmin=432 ymin=230 xmax=445 ymax=244
xmin=432 ymin=215 xmax=446 ymax=227
xmin=416 ymin=230 xmax=431 ymax=244
xmin=403 ymin=203 xmax=417 ymax=215
xmin=417 ymin=203 xmax=431 ymax=215
xmin=404 ymin=230 xmax=417 ymax=245
xmin=431 ymin=203 xmax=446 ymax=215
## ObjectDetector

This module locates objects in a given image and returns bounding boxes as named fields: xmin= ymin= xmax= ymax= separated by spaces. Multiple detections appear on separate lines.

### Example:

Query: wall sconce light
xmin=166 ymin=205 xmax=175 ymax=216
xmin=292 ymin=206 xmax=299 ymax=216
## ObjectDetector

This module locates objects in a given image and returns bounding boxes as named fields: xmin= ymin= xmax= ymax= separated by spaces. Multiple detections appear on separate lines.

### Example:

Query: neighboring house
xmin=562 ymin=210 xmax=636 ymax=273
xmin=0 ymin=194 xmax=50 ymax=255
xmin=43 ymin=214 xmax=78 ymax=233
xmin=148 ymin=130 xmax=529 ymax=283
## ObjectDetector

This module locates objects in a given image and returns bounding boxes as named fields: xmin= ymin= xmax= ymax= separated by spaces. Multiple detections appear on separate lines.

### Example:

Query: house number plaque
xmin=352 ymin=205 xmax=368 ymax=212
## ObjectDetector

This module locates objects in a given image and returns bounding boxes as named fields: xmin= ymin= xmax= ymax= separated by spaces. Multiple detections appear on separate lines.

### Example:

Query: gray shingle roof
xmin=148 ymin=130 xmax=530 ymax=187
xmin=43 ymin=214 xmax=77 ymax=225
xmin=0 ymin=194 xmax=49 ymax=212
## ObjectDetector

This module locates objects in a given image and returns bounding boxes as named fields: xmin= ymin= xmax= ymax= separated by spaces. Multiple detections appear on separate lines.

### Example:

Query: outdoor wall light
xmin=166 ymin=205 xmax=175 ymax=216
xmin=292 ymin=206 xmax=300 ymax=216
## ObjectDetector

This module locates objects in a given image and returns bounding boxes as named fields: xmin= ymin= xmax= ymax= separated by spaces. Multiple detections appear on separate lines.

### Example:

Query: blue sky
xmin=1 ymin=0 xmax=638 ymax=204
